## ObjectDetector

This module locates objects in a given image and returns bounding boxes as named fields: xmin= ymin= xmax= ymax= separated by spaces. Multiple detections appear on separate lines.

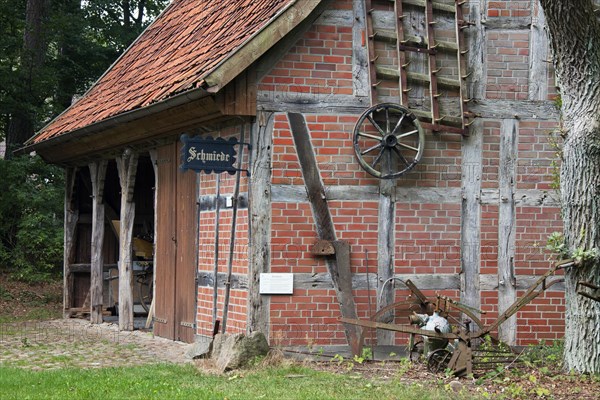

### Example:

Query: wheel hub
xmin=384 ymin=134 xmax=398 ymax=148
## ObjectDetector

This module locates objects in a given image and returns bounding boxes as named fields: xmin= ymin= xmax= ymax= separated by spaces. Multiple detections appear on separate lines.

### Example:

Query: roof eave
xmin=19 ymin=88 xmax=211 ymax=157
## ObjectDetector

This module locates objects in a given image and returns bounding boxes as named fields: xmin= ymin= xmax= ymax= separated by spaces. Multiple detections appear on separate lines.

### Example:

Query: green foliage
xmin=0 ymin=0 xmax=169 ymax=148
xmin=545 ymin=231 xmax=600 ymax=262
xmin=523 ymin=339 xmax=564 ymax=370
xmin=0 ymin=155 xmax=64 ymax=281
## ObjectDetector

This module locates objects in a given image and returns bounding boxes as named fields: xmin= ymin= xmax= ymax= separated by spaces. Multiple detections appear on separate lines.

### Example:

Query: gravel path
xmin=0 ymin=319 xmax=192 ymax=370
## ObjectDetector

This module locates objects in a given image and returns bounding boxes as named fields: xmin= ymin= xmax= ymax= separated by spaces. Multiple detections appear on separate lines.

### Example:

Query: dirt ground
xmin=309 ymin=357 xmax=600 ymax=400
xmin=1 ymin=273 xmax=599 ymax=399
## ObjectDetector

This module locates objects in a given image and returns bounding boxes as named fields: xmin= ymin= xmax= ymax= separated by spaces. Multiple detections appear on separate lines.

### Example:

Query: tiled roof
xmin=30 ymin=0 xmax=296 ymax=144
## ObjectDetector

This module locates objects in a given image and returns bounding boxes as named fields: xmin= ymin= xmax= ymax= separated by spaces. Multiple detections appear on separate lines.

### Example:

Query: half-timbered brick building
xmin=24 ymin=0 xmax=563 ymax=353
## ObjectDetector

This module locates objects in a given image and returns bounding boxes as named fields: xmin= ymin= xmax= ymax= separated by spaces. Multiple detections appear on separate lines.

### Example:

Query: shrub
xmin=0 ymin=155 xmax=64 ymax=281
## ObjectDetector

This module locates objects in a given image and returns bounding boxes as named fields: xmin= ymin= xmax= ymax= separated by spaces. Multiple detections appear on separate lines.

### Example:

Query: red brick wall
xmin=248 ymin=0 xmax=565 ymax=349
xmin=196 ymin=126 xmax=250 ymax=337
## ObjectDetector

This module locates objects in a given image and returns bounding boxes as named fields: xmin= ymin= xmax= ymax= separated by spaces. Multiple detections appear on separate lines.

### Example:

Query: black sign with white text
xmin=180 ymin=135 xmax=238 ymax=174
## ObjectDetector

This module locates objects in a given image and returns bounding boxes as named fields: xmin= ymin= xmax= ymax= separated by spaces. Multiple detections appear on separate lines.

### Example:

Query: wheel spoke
xmin=385 ymin=106 xmax=390 ymax=134
xmin=358 ymin=131 xmax=384 ymax=141
xmin=396 ymin=129 xmax=418 ymax=140
xmin=366 ymin=114 xmax=386 ymax=136
xmin=397 ymin=142 xmax=419 ymax=152
xmin=391 ymin=113 xmax=406 ymax=136
xmin=392 ymin=147 xmax=410 ymax=167
xmin=372 ymin=147 xmax=386 ymax=168
xmin=361 ymin=142 xmax=384 ymax=155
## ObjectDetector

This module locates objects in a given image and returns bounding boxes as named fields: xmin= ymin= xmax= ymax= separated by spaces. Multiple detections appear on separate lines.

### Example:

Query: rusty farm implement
xmin=341 ymin=259 xmax=576 ymax=377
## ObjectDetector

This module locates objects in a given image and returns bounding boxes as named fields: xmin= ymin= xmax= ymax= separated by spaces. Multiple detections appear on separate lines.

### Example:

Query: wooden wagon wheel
xmin=353 ymin=103 xmax=425 ymax=179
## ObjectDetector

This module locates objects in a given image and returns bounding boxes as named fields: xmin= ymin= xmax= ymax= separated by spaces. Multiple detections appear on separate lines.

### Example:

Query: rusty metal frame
xmin=341 ymin=259 xmax=576 ymax=376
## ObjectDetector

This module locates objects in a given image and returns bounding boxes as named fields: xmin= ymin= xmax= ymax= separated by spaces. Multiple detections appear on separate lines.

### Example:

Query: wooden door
xmin=154 ymin=142 xmax=197 ymax=342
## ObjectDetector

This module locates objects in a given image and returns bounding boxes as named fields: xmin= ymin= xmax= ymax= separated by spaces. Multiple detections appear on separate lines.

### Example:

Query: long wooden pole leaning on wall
xmin=147 ymin=150 xmax=158 ymax=329
xmin=288 ymin=112 xmax=363 ymax=356
xmin=248 ymin=112 xmax=274 ymax=336
xmin=63 ymin=167 xmax=79 ymax=318
xmin=222 ymin=124 xmax=246 ymax=334
xmin=212 ymin=174 xmax=221 ymax=326
xmin=117 ymin=150 xmax=138 ymax=331
xmin=89 ymin=160 xmax=108 ymax=324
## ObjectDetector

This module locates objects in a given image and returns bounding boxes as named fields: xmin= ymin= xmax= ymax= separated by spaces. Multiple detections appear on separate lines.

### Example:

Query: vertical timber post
xmin=460 ymin=0 xmax=486 ymax=318
xmin=117 ymin=150 xmax=138 ymax=331
xmin=89 ymin=160 xmax=108 ymax=324
xmin=353 ymin=0 xmax=370 ymax=99
xmin=498 ymin=119 xmax=518 ymax=344
xmin=248 ymin=111 xmax=274 ymax=336
xmin=377 ymin=154 xmax=396 ymax=345
xmin=63 ymin=167 xmax=78 ymax=318
xmin=529 ymin=2 xmax=549 ymax=101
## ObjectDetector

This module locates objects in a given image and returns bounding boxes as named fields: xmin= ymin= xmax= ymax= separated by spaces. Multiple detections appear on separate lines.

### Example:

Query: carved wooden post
xmin=89 ymin=160 xmax=108 ymax=324
xmin=63 ymin=167 xmax=78 ymax=318
xmin=117 ymin=150 xmax=138 ymax=331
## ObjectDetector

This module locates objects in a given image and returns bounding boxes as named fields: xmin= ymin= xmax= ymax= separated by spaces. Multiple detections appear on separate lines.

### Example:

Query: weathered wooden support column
xmin=497 ymin=119 xmax=518 ymax=344
xmin=63 ymin=167 xmax=79 ymax=318
xmin=461 ymin=121 xmax=483 ymax=316
xmin=460 ymin=0 xmax=486 ymax=317
xmin=117 ymin=150 xmax=138 ymax=331
xmin=352 ymin=0 xmax=369 ymax=99
xmin=377 ymin=157 xmax=396 ymax=345
xmin=529 ymin=2 xmax=549 ymax=101
xmin=288 ymin=112 xmax=363 ymax=356
xmin=89 ymin=160 xmax=108 ymax=324
xmin=248 ymin=112 xmax=274 ymax=336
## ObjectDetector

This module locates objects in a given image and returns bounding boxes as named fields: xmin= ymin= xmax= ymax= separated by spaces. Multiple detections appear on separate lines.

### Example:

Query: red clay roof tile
xmin=30 ymin=0 xmax=295 ymax=144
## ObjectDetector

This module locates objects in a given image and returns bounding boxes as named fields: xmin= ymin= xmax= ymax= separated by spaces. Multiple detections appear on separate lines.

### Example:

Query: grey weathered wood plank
xmin=460 ymin=118 xmax=483 ymax=317
xmin=89 ymin=160 xmax=108 ymax=324
xmin=529 ymin=3 xmax=550 ymax=101
xmin=63 ymin=167 xmax=79 ymax=318
xmin=197 ymin=272 xmax=564 ymax=293
xmin=248 ymin=114 xmax=274 ymax=336
xmin=116 ymin=151 xmax=138 ymax=331
xmin=353 ymin=0 xmax=370 ymax=98
xmin=377 ymin=155 xmax=395 ymax=345
xmin=497 ymin=119 xmax=518 ymax=344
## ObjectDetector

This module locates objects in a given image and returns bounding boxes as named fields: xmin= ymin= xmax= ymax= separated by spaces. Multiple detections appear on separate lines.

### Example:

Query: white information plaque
xmin=259 ymin=273 xmax=294 ymax=294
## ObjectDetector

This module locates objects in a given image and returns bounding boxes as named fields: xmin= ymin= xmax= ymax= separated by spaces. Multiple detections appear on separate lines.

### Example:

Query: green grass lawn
xmin=0 ymin=363 xmax=467 ymax=400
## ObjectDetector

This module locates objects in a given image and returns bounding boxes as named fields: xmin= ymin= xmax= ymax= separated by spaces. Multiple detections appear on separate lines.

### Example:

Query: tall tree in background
xmin=5 ymin=0 xmax=50 ymax=158
xmin=539 ymin=0 xmax=600 ymax=373
xmin=0 ymin=0 xmax=168 ymax=157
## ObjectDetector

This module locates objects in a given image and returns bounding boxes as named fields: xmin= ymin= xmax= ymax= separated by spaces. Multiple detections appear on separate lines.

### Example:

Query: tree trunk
xmin=6 ymin=0 xmax=50 ymax=157
xmin=56 ymin=0 xmax=82 ymax=111
xmin=539 ymin=0 xmax=600 ymax=373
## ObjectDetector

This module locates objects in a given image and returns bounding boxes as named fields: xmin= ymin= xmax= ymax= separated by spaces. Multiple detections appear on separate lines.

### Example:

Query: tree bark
xmin=6 ymin=0 xmax=50 ymax=157
xmin=539 ymin=0 xmax=600 ymax=373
